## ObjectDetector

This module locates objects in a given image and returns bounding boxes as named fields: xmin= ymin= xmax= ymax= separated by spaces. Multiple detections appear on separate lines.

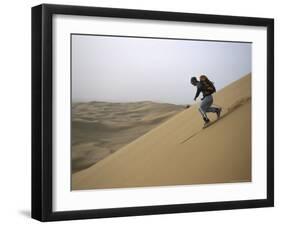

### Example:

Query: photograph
xmin=71 ymin=34 xmax=252 ymax=190
xmin=31 ymin=3 xmax=274 ymax=221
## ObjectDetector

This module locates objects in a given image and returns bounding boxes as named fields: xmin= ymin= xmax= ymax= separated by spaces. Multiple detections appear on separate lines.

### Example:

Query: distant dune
xmin=72 ymin=74 xmax=251 ymax=190
xmin=72 ymin=101 xmax=184 ymax=173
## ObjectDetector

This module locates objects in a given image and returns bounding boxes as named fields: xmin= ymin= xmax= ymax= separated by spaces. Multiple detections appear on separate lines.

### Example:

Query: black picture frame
xmin=32 ymin=4 xmax=274 ymax=222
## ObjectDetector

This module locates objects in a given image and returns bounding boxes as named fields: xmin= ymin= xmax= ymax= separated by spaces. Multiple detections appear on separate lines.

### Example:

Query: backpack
xmin=200 ymin=75 xmax=216 ymax=96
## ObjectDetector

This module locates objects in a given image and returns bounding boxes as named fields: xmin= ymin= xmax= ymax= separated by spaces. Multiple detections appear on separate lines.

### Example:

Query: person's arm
xmin=194 ymin=84 xmax=201 ymax=100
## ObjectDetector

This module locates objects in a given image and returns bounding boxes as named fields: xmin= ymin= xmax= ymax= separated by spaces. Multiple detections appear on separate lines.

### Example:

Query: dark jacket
xmin=194 ymin=82 xmax=212 ymax=99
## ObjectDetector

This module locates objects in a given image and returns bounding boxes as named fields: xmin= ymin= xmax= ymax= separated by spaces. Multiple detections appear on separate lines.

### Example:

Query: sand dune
xmin=72 ymin=74 xmax=251 ymax=190
xmin=72 ymin=101 xmax=184 ymax=173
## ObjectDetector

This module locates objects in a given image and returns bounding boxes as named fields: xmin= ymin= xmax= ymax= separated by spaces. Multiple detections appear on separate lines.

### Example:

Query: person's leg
xmin=198 ymin=108 xmax=209 ymax=121
xmin=205 ymin=95 xmax=222 ymax=118
xmin=206 ymin=106 xmax=219 ymax=113
xmin=206 ymin=106 xmax=221 ymax=118
xmin=199 ymin=96 xmax=212 ymax=123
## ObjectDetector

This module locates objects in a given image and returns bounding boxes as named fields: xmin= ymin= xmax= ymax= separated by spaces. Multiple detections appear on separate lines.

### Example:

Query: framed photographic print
xmin=31 ymin=4 xmax=274 ymax=222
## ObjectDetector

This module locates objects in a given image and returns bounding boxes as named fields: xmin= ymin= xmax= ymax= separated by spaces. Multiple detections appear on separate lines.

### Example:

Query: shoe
xmin=216 ymin=108 xmax=222 ymax=119
xmin=203 ymin=117 xmax=210 ymax=125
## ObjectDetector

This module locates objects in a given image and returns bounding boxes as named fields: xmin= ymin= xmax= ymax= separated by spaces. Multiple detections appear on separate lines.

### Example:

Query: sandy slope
xmin=72 ymin=74 xmax=251 ymax=190
xmin=72 ymin=101 xmax=184 ymax=173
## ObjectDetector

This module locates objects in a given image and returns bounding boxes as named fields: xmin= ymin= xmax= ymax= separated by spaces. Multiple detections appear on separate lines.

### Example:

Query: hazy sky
xmin=72 ymin=34 xmax=251 ymax=105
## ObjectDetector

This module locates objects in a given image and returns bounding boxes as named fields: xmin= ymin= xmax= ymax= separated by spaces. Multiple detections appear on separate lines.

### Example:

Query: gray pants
xmin=199 ymin=95 xmax=218 ymax=119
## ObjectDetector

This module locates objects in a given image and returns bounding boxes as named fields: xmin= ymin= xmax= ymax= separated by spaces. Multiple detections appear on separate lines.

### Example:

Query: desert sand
xmin=72 ymin=74 xmax=251 ymax=190
xmin=72 ymin=101 xmax=184 ymax=173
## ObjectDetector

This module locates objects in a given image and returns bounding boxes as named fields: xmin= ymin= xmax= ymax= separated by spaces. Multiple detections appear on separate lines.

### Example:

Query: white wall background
xmin=0 ymin=0 xmax=278 ymax=225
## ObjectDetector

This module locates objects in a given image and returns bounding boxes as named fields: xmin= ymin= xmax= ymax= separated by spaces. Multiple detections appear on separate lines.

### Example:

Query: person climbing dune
xmin=190 ymin=75 xmax=222 ymax=126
